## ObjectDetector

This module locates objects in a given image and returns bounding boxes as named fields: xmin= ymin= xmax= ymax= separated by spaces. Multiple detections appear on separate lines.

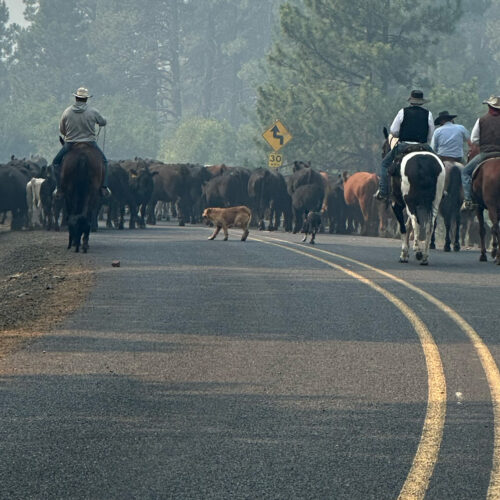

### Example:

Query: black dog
xmin=301 ymin=211 xmax=322 ymax=244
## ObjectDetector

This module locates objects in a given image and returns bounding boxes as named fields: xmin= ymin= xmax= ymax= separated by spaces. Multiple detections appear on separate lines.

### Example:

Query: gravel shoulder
xmin=0 ymin=225 xmax=95 ymax=359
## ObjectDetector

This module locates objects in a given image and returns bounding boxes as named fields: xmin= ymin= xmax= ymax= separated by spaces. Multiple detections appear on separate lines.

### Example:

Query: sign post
xmin=262 ymin=119 xmax=292 ymax=168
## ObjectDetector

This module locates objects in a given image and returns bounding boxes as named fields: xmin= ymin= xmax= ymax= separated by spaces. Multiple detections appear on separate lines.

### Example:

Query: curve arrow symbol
xmin=271 ymin=125 xmax=284 ymax=146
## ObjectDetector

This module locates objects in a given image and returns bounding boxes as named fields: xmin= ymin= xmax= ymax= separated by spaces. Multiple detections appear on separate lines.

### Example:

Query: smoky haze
xmin=0 ymin=0 xmax=498 ymax=171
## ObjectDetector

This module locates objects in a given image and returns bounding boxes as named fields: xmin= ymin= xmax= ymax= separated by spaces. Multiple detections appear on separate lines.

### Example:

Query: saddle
xmin=388 ymin=144 xmax=429 ymax=176
xmin=473 ymin=155 xmax=500 ymax=180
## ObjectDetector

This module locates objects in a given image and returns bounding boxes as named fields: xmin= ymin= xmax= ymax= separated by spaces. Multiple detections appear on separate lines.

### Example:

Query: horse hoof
xmin=480 ymin=254 xmax=487 ymax=262
xmin=420 ymin=260 xmax=429 ymax=266
xmin=453 ymin=245 xmax=460 ymax=252
xmin=416 ymin=251 xmax=423 ymax=261
xmin=444 ymin=246 xmax=451 ymax=252
xmin=430 ymin=243 xmax=436 ymax=250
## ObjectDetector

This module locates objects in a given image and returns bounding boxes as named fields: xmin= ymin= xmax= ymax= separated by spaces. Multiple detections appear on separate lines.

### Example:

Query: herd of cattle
xmin=0 ymin=155 xmax=488 ymax=249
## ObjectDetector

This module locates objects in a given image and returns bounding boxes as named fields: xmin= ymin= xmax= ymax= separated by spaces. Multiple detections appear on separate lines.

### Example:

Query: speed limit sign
xmin=268 ymin=152 xmax=283 ymax=168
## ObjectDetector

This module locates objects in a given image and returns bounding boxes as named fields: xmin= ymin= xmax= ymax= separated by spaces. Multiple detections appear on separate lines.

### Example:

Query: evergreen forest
xmin=1 ymin=0 xmax=500 ymax=172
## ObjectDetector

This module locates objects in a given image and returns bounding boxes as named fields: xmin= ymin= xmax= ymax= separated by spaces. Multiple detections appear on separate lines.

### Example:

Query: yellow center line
xmin=260 ymin=235 xmax=500 ymax=499
xmin=252 ymin=237 xmax=446 ymax=500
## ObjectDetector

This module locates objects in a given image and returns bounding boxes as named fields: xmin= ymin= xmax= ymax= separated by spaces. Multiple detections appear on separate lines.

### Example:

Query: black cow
xmin=186 ymin=164 xmax=213 ymax=223
xmin=203 ymin=167 xmax=250 ymax=209
xmin=248 ymin=168 xmax=276 ymax=230
xmin=287 ymin=161 xmax=325 ymax=233
xmin=147 ymin=163 xmax=192 ymax=226
xmin=0 ymin=164 xmax=28 ymax=230
xmin=120 ymin=159 xmax=155 ymax=228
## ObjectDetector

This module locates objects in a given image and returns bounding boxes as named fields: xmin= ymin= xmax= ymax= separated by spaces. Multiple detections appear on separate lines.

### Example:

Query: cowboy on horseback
xmin=461 ymin=95 xmax=500 ymax=210
xmin=52 ymin=87 xmax=110 ymax=198
xmin=374 ymin=90 xmax=435 ymax=201
xmin=431 ymin=111 xmax=471 ymax=163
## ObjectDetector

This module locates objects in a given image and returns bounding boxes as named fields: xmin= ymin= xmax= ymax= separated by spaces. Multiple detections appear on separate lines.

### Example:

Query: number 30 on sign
xmin=268 ymin=152 xmax=283 ymax=168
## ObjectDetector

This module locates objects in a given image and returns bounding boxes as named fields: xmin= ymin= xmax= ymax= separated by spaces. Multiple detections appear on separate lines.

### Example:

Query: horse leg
xmin=453 ymin=211 xmax=461 ymax=252
xmin=421 ymin=212 xmax=438 ymax=266
xmin=399 ymin=216 xmax=412 ymax=263
xmin=477 ymin=208 xmax=487 ymax=262
xmin=430 ymin=217 xmax=437 ymax=250
xmin=443 ymin=214 xmax=452 ymax=252
xmin=487 ymin=206 xmax=499 ymax=263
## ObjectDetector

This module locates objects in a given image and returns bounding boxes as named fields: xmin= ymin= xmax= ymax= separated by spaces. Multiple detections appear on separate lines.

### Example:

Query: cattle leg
xmin=241 ymin=229 xmax=249 ymax=241
xmin=222 ymin=225 xmax=229 ymax=241
xmin=106 ymin=205 xmax=113 ymax=228
xmin=118 ymin=205 xmax=125 ymax=230
xmin=208 ymin=225 xmax=221 ymax=240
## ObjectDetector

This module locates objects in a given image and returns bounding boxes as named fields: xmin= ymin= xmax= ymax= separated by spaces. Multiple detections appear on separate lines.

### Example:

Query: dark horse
xmin=430 ymin=161 xmax=463 ymax=252
xmin=60 ymin=143 xmax=104 ymax=252
xmin=382 ymin=128 xmax=445 ymax=265
xmin=469 ymin=149 xmax=500 ymax=264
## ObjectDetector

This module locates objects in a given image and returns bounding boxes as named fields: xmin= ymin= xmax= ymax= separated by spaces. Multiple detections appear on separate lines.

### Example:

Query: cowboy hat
xmin=408 ymin=89 xmax=430 ymax=105
xmin=434 ymin=110 xmax=457 ymax=125
xmin=72 ymin=87 xmax=92 ymax=98
xmin=483 ymin=95 xmax=500 ymax=109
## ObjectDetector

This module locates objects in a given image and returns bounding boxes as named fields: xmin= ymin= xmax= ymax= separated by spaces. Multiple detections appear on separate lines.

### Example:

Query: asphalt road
xmin=1 ymin=222 xmax=499 ymax=499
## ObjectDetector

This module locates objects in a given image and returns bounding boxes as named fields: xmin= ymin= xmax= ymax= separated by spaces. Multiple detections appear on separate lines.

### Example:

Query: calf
xmin=301 ymin=211 xmax=322 ymax=244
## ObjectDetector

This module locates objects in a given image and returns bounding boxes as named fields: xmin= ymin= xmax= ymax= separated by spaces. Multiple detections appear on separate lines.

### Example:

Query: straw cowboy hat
xmin=483 ymin=96 xmax=500 ymax=109
xmin=408 ymin=89 xmax=430 ymax=105
xmin=434 ymin=110 xmax=457 ymax=126
xmin=72 ymin=87 xmax=92 ymax=99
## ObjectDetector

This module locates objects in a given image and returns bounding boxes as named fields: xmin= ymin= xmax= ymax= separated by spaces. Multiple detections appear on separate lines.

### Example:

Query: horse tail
xmin=447 ymin=163 xmax=462 ymax=196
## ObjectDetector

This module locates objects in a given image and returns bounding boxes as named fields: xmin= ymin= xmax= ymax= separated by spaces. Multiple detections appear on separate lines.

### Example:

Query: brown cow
xmin=343 ymin=171 xmax=395 ymax=237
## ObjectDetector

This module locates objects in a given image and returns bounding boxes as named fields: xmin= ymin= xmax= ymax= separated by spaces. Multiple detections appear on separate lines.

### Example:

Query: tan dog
xmin=202 ymin=206 xmax=251 ymax=241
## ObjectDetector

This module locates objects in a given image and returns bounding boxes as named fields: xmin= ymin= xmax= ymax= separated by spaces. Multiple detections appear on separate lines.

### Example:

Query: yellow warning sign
xmin=262 ymin=120 xmax=292 ymax=152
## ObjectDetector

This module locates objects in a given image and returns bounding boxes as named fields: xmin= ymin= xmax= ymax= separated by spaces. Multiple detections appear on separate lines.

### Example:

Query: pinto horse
xmin=471 ymin=157 xmax=500 ymax=264
xmin=382 ymin=128 xmax=446 ymax=265
xmin=60 ymin=143 xmax=104 ymax=252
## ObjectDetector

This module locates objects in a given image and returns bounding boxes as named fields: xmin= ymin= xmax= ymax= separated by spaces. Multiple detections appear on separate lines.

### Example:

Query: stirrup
xmin=100 ymin=186 xmax=112 ymax=198
xmin=461 ymin=200 xmax=475 ymax=211
xmin=373 ymin=189 xmax=388 ymax=201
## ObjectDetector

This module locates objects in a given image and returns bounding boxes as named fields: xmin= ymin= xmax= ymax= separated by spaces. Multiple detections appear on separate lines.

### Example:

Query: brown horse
xmin=60 ymin=143 xmax=104 ymax=252
xmin=471 ymin=158 xmax=500 ymax=264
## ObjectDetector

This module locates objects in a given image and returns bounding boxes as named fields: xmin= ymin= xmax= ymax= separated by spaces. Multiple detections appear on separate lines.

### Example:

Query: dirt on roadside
xmin=0 ymin=226 xmax=95 ymax=359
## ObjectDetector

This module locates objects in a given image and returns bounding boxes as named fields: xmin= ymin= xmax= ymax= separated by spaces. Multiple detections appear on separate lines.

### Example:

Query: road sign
xmin=262 ymin=120 xmax=292 ymax=152
xmin=268 ymin=152 xmax=283 ymax=168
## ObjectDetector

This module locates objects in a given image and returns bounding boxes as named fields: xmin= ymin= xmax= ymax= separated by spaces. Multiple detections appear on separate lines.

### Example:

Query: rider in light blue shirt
xmin=430 ymin=111 xmax=471 ymax=162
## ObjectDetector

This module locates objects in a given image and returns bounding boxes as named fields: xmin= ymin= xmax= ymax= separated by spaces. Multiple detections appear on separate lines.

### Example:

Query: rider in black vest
xmin=375 ymin=90 xmax=435 ymax=200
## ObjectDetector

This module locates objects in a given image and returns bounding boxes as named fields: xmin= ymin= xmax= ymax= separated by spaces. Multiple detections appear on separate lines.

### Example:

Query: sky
xmin=4 ymin=0 xmax=27 ymax=25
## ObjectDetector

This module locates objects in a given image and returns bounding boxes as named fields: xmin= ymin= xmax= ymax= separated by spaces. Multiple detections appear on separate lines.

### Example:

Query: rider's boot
xmin=100 ymin=186 xmax=112 ymax=198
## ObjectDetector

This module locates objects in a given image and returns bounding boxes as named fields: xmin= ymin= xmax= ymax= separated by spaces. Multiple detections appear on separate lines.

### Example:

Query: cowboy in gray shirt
xmin=52 ymin=87 xmax=110 ymax=197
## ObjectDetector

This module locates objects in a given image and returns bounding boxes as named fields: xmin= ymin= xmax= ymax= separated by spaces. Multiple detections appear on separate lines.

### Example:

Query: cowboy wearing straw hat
xmin=461 ymin=95 xmax=500 ymax=210
xmin=375 ymin=90 xmax=435 ymax=201
xmin=430 ymin=111 xmax=471 ymax=163
xmin=52 ymin=87 xmax=110 ymax=197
